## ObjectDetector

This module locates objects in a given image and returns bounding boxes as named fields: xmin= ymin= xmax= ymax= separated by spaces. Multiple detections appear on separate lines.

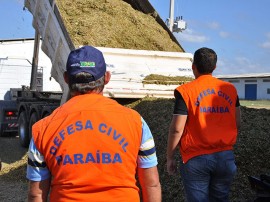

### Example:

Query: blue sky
xmin=0 ymin=0 xmax=269 ymax=75
xmin=150 ymin=0 xmax=270 ymax=75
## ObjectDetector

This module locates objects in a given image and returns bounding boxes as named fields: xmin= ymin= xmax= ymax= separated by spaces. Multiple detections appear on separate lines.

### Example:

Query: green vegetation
xmin=143 ymin=74 xmax=194 ymax=85
xmin=240 ymin=100 xmax=270 ymax=109
xmin=56 ymin=0 xmax=183 ymax=52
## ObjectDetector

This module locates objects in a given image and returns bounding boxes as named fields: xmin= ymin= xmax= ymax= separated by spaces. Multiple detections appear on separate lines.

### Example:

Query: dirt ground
xmin=0 ymin=136 xmax=28 ymax=202
xmin=0 ymin=99 xmax=269 ymax=201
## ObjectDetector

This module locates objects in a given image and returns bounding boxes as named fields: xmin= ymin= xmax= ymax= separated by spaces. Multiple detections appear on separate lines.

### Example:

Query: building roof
xmin=216 ymin=73 xmax=270 ymax=79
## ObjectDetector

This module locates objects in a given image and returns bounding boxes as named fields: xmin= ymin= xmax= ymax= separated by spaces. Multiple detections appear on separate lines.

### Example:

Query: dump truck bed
xmin=24 ymin=0 xmax=193 ymax=101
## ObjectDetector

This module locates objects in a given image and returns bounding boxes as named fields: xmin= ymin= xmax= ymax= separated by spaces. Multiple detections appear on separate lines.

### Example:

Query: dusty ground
xmin=0 ymin=136 xmax=28 ymax=202
xmin=0 ymin=99 xmax=269 ymax=201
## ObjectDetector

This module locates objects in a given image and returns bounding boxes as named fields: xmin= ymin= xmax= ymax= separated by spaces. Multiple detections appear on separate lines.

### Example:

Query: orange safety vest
xmin=32 ymin=94 xmax=142 ymax=202
xmin=176 ymin=75 xmax=238 ymax=163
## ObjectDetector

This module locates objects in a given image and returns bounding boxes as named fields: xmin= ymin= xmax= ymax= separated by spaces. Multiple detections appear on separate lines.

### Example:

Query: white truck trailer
xmin=6 ymin=0 xmax=193 ymax=147
xmin=0 ymin=39 xmax=61 ymax=137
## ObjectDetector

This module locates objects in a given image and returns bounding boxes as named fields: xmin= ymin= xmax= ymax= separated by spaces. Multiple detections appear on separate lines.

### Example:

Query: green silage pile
xmin=56 ymin=0 xmax=183 ymax=51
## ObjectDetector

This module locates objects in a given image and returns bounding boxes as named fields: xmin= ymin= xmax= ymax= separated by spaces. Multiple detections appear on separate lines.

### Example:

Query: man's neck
xmin=195 ymin=73 xmax=212 ymax=79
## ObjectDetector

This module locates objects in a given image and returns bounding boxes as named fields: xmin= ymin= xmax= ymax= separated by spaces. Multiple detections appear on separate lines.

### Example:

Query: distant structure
xmin=166 ymin=0 xmax=187 ymax=33
xmin=217 ymin=73 xmax=270 ymax=100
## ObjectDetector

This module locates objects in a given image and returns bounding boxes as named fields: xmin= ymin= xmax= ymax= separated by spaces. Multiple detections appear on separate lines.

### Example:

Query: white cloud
xmin=234 ymin=57 xmax=259 ymax=72
xmin=206 ymin=22 xmax=220 ymax=30
xmin=16 ymin=0 xmax=24 ymax=6
xmin=175 ymin=29 xmax=209 ymax=43
xmin=217 ymin=59 xmax=226 ymax=67
xmin=266 ymin=32 xmax=270 ymax=38
xmin=235 ymin=57 xmax=251 ymax=65
xmin=219 ymin=31 xmax=230 ymax=38
xmin=215 ymin=56 xmax=268 ymax=75
xmin=260 ymin=42 xmax=270 ymax=49
xmin=259 ymin=32 xmax=270 ymax=49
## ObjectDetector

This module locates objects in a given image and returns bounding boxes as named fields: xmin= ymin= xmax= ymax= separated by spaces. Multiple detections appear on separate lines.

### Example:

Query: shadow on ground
xmin=0 ymin=136 xmax=28 ymax=164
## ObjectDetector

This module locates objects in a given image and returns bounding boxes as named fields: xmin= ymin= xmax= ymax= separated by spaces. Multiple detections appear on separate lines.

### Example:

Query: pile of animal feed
xmin=55 ymin=0 xmax=183 ymax=51
xmin=143 ymin=74 xmax=194 ymax=85
xmin=1 ymin=98 xmax=270 ymax=201
xmin=130 ymin=98 xmax=270 ymax=201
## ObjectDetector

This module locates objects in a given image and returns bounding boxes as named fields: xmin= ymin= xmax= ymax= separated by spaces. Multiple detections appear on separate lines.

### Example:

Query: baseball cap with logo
xmin=66 ymin=46 xmax=106 ymax=84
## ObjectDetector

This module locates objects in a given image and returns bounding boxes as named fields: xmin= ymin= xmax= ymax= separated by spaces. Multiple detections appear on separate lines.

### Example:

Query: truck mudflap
xmin=8 ymin=123 xmax=19 ymax=130
xmin=0 ymin=122 xmax=18 ymax=135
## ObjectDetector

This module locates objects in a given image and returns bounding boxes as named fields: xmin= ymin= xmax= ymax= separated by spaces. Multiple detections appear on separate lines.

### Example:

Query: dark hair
xmin=69 ymin=72 xmax=105 ymax=94
xmin=193 ymin=47 xmax=217 ymax=74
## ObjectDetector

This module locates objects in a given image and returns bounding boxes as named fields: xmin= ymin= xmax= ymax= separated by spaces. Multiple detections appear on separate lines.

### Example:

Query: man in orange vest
xmin=167 ymin=47 xmax=241 ymax=201
xmin=27 ymin=46 xmax=161 ymax=202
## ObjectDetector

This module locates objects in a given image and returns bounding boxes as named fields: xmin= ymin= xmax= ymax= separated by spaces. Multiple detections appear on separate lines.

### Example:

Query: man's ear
xmin=104 ymin=71 xmax=111 ymax=85
xmin=64 ymin=72 xmax=69 ymax=84
xmin=192 ymin=63 xmax=196 ymax=71
xmin=192 ymin=64 xmax=199 ymax=78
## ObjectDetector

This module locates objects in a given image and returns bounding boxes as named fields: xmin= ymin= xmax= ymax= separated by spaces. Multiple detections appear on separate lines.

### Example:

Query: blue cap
xmin=66 ymin=46 xmax=106 ymax=83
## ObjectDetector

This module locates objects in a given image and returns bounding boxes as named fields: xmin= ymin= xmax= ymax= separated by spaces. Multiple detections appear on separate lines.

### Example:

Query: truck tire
xmin=18 ymin=111 xmax=30 ymax=148
xmin=29 ymin=112 xmax=39 ymax=142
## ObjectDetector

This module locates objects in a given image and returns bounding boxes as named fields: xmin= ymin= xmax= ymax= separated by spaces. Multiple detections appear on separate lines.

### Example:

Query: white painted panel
xmin=0 ymin=40 xmax=62 ymax=100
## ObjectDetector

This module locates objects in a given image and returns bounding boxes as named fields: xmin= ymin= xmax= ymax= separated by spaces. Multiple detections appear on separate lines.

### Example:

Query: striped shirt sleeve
xmin=26 ymin=138 xmax=51 ymax=181
xmin=137 ymin=117 xmax=158 ymax=168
